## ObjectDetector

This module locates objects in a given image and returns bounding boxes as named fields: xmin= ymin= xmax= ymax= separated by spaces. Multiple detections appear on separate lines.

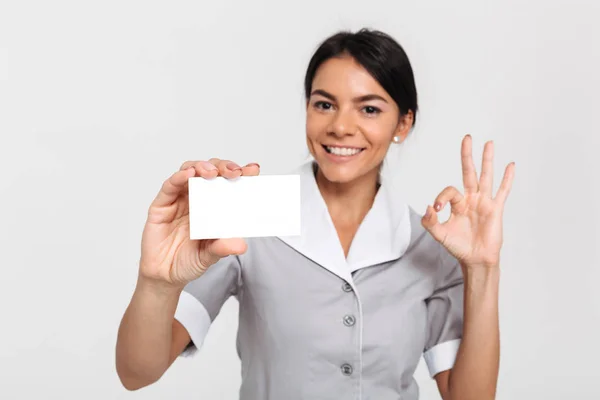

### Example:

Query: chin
xmin=314 ymin=159 xmax=362 ymax=184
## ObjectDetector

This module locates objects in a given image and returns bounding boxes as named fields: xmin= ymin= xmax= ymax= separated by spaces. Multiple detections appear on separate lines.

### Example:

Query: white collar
xmin=277 ymin=159 xmax=412 ymax=284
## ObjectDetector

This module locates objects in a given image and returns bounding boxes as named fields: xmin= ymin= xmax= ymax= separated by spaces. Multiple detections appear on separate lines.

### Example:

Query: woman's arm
xmin=116 ymin=159 xmax=259 ymax=390
xmin=435 ymin=266 xmax=500 ymax=400
xmin=421 ymin=135 xmax=515 ymax=400
xmin=115 ymin=276 xmax=191 ymax=391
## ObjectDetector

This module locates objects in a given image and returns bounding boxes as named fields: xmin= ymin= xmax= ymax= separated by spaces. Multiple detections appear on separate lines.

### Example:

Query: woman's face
xmin=306 ymin=55 xmax=412 ymax=185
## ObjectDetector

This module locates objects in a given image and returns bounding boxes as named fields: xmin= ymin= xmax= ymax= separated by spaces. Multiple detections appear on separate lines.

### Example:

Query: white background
xmin=1 ymin=0 xmax=599 ymax=399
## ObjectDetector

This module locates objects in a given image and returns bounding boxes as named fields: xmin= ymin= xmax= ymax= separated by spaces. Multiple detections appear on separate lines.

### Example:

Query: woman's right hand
xmin=138 ymin=158 xmax=260 ymax=289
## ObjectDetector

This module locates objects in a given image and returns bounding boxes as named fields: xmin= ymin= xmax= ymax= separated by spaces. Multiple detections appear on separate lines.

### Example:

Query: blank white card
xmin=188 ymin=175 xmax=301 ymax=239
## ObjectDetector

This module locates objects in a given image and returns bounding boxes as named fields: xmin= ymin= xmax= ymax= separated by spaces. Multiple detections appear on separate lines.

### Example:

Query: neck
xmin=314 ymin=164 xmax=380 ymax=225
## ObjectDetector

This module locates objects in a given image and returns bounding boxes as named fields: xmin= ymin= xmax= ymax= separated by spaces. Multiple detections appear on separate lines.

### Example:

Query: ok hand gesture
xmin=422 ymin=135 xmax=515 ymax=269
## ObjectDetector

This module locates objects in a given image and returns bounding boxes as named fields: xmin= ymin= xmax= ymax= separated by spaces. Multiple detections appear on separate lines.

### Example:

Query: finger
xmin=180 ymin=160 xmax=220 ymax=179
xmin=479 ymin=140 xmax=494 ymax=197
xmin=179 ymin=160 xmax=197 ymax=171
xmin=461 ymin=134 xmax=479 ymax=194
xmin=208 ymin=238 xmax=248 ymax=258
xmin=241 ymin=162 xmax=261 ymax=176
xmin=196 ymin=238 xmax=248 ymax=270
xmin=209 ymin=158 xmax=243 ymax=179
xmin=433 ymin=186 xmax=465 ymax=214
xmin=494 ymin=162 xmax=515 ymax=205
xmin=421 ymin=205 xmax=447 ymax=244
xmin=151 ymin=167 xmax=196 ymax=208
xmin=193 ymin=161 xmax=219 ymax=179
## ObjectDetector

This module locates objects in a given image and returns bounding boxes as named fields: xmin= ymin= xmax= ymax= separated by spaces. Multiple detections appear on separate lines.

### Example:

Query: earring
xmin=393 ymin=136 xmax=400 ymax=143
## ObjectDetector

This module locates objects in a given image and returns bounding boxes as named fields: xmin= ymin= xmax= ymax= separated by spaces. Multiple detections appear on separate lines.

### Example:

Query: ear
xmin=393 ymin=110 xmax=414 ymax=143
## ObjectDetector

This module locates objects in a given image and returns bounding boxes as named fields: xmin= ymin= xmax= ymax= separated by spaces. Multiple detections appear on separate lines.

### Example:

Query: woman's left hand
xmin=422 ymin=134 xmax=515 ymax=269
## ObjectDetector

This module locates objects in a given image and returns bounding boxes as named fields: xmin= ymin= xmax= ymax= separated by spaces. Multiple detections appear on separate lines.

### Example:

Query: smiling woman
xmin=304 ymin=30 xmax=418 ymax=187
xmin=116 ymin=28 xmax=513 ymax=400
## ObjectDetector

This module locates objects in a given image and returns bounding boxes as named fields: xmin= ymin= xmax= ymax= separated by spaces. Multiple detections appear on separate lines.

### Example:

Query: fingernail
xmin=227 ymin=162 xmax=242 ymax=171
xmin=201 ymin=162 xmax=218 ymax=171
xmin=424 ymin=207 xmax=430 ymax=218
xmin=246 ymin=162 xmax=260 ymax=168
xmin=434 ymin=202 xmax=441 ymax=211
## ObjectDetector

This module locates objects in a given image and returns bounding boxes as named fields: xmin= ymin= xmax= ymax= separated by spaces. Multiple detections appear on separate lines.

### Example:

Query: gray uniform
xmin=174 ymin=160 xmax=464 ymax=400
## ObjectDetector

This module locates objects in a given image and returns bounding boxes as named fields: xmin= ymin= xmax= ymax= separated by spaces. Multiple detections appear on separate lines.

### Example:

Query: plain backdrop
xmin=1 ymin=0 xmax=599 ymax=399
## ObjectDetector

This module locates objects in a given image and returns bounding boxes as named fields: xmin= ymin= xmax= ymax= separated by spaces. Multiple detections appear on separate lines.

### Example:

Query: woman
xmin=116 ymin=28 xmax=515 ymax=400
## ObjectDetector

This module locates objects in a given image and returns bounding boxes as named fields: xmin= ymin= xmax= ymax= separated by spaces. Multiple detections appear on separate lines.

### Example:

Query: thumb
xmin=207 ymin=238 xmax=248 ymax=259
xmin=421 ymin=205 xmax=446 ymax=244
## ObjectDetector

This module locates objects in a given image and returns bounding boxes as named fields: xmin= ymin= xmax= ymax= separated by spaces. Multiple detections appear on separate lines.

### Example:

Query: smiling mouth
xmin=323 ymin=145 xmax=365 ymax=156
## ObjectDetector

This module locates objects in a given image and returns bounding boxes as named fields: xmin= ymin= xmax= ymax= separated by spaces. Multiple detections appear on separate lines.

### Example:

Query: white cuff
xmin=173 ymin=291 xmax=211 ymax=357
xmin=423 ymin=339 xmax=461 ymax=378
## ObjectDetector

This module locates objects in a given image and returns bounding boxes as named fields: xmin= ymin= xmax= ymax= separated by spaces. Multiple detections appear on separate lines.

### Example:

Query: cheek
xmin=305 ymin=113 xmax=326 ymax=140
xmin=363 ymin=121 xmax=395 ymax=148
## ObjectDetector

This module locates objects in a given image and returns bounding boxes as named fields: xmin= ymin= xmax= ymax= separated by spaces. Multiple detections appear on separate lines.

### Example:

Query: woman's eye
xmin=363 ymin=106 xmax=381 ymax=115
xmin=315 ymin=101 xmax=333 ymax=110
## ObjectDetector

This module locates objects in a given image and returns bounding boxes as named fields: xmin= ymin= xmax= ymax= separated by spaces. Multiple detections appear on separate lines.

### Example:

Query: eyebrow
xmin=310 ymin=89 xmax=388 ymax=104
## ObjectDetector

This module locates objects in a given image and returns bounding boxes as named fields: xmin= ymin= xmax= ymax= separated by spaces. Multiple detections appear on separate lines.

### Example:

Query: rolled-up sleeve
xmin=423 ymin=248 xmax=464 ymax=378
xmin=174 ymin=255 xmax=242 ymax=357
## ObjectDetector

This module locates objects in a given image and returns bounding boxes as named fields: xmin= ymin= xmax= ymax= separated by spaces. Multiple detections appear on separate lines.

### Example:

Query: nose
xmin=328 ymin=109 xmax=356 ymax=138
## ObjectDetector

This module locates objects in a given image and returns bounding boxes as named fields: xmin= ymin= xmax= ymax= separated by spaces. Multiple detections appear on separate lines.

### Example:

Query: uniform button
xmin=342 ymin=282 xmax=353 ymax=292
xmin=343 ymin=314 xmax=356 ymax=326
xmin=341 ymin=363 xmax=353 ymax=376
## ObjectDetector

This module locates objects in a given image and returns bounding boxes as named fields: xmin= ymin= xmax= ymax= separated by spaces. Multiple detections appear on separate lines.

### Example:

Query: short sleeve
xmin=174 ymin=254 xmax=242 ymax=357
xmin=423 ymin=248 xmax=464 ymax=378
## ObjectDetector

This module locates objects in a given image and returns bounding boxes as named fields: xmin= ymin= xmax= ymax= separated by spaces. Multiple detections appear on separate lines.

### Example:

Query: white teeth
xmin=326 ymin=146 xmax=362 ymax=156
